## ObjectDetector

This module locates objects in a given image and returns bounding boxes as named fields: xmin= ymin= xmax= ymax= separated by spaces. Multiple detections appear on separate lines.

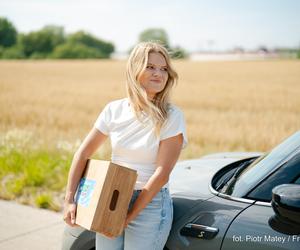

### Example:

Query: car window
xmin=222 ymin=131 xmax=300 ymax=198
xmin=293 ymin=175 xmax=300 ymax=184
xmin=246 ymin=153 xmax=300 ymax=202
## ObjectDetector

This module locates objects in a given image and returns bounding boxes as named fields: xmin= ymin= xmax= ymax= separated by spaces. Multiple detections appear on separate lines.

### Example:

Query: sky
xmin=1 ymin=0 xmax=300 ymax=52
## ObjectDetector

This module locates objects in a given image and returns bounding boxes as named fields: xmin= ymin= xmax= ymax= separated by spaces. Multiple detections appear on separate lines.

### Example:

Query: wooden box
xmin=75 ymin=159 xmax=137 ymax=237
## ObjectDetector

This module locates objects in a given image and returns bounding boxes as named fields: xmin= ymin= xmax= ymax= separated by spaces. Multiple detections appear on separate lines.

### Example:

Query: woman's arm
xmin=65 ymin=128 xmax=108 ymax=202
xmin=63 ymin=128 xmax=107 ymax=225
xmin=125 ymin=133 xmax=183 ymax=226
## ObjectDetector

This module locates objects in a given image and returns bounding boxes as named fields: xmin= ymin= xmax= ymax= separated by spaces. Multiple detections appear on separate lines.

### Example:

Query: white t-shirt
xmin=94 ymin=98 xmax=188 ymax=190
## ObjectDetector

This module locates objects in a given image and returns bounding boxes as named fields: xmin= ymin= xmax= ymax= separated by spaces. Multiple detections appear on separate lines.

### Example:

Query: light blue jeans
xmin=96 ymin=188 xmax=173 ymax=250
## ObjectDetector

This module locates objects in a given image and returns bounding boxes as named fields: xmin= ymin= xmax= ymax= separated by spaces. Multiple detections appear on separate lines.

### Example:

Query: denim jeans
xmin=96 ymin=188 xmax=173 ymax=250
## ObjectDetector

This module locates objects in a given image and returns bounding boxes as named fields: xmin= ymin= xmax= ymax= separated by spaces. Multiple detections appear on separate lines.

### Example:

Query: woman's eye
xmin=161 ymin=68 xmax=168 ymax=72
xmin=146 ymin=65 xmax=154 ymax=69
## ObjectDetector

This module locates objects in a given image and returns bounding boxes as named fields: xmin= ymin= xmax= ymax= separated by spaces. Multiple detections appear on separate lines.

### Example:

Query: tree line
xmin=0 ymin=17 xmax=187 ymax=59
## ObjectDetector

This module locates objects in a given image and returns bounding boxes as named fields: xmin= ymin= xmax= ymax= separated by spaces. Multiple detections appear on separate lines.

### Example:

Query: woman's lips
xmin=150 ymin=79 xmax=161 ymax=83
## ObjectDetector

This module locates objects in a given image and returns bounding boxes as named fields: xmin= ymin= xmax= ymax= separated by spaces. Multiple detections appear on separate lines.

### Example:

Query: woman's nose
xmin=152 ymin=69 xmax=162 ymax=77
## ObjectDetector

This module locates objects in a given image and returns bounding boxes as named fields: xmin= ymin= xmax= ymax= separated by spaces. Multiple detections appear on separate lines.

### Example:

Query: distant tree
xmin=0 ymin=33 xmax=26 ymax=59
xmin=0 ymin=17 xmax=17 ymax=47
xmin=20 ymin=26 xmax=65 ymax=57
xmin=1 ymin=45 xmax=25 ymax=59
xmin=67 ymin=31 xmax=114 ymax=58
xmin=257 ymin=46 xmax=269 ymax=53
xmin=0 ymin=46 xmax=4 ymax=57
xmin=170 ymin=46 xmax=188 ymax=59
xmin=136 ymin=28 xmax=187 ymax=59
xmin=51 ymin=43 xmax=105 ymax=59
xmin=138 ymin=28 xmax=170 ymax=48
xmin=43 ymin=25 xmax=65 ymax=47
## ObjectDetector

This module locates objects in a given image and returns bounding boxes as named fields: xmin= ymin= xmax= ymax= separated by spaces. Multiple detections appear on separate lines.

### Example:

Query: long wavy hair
xmin=126 ymin=42 xmax=178 ymax=136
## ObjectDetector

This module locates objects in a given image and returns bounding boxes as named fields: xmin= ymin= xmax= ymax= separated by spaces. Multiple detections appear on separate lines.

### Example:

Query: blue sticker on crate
xmin=76 ymin=178 xmax=96 ymax=207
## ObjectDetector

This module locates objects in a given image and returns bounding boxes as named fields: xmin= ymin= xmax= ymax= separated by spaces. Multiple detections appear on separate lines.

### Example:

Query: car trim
xmin=209 ymin=183 xmax=219 ymax=195
xmin=217 ymin=192 xmax=255 ymax=204
xmin=255 ymin=201 xmax=271 ymax=207
xmin=210 ymin=182 xmax=273 ymax=206
xmin=209 ymin=183 xmax=255 ymax=204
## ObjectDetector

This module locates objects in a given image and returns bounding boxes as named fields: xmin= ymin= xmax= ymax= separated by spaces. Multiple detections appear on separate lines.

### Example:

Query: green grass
xmin=35 ymin=192 xmax=61 ymax=211
xmin=0 ymin=129 xmax=73 ymax=211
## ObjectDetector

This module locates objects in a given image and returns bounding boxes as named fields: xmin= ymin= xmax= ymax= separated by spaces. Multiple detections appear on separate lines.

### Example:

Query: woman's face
xmin=138 ymin=52 xmax=169 ymax=100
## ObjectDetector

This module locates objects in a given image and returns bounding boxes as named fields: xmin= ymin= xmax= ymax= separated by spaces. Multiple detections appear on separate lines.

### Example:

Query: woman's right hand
xmin=63 ymin=201 xmax=78 ymax=227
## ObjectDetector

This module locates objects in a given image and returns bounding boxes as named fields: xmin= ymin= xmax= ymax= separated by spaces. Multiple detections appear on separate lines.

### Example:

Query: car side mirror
xmin=268 ymin=184 xmax=300 ymax=234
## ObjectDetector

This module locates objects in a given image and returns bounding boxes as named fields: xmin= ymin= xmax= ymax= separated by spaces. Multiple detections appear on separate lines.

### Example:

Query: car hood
xmin=170 ymin=158 xmax=234 ymax=198
xmin=201 ymin=151 xmax=262 ymax=159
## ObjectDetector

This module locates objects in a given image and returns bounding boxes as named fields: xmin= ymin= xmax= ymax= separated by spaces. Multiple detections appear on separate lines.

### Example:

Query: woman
xmin=63 ymin=42 xmax=187 ymax=250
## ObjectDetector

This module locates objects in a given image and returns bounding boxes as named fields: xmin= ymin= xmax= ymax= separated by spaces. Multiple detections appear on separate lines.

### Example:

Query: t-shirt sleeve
xmin=160 ymin=108 xmax=188 ymax=149
xmin=94 ymin=103 xmax=111 ymax=135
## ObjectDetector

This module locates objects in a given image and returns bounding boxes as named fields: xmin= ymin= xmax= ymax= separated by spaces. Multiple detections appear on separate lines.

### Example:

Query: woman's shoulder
xmin=167 ymin=103 xmax=184 ymax=116
xmin=104 ymin=98 xmax=128 ymax=110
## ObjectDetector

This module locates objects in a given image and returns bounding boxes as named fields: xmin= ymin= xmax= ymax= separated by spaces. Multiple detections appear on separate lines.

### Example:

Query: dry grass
xmin=1 ymin=59 xmax=300 ymax=159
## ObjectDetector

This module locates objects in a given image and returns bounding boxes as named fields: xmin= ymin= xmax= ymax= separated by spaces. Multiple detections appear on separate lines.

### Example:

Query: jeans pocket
xmin=148 ymin=191 xmax=162 ymax=207
xmin=161 ymin=191 xmax=172 ymax=220
xmin=153 ymin=192 xmax=173 ymax=250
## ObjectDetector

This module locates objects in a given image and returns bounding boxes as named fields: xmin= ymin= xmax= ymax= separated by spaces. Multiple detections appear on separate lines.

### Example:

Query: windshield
xmin=221 ymin=131 xmax=300 ymax=197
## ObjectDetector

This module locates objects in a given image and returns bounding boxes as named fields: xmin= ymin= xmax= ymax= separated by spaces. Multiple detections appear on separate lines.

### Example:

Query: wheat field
xmin=1 ymin=59 xmax=300 ymax=159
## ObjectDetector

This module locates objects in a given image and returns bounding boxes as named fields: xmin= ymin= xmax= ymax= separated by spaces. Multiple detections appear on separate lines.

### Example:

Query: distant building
xmin=189 ymin=50 xmax=279 ymax=61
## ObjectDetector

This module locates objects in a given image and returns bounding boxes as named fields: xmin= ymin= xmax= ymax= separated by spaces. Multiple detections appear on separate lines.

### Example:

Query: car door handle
xmin=180 ymin=223 xmax=219 ymax=239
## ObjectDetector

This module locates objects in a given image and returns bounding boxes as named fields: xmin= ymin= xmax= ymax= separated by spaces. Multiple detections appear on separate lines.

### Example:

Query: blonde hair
xmin=126 ymin=41 xmax=178 ymax=136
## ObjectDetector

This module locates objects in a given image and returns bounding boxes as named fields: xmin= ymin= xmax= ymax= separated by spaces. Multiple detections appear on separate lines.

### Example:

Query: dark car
xmin=62 ymin=131 xmax=300 ymax=250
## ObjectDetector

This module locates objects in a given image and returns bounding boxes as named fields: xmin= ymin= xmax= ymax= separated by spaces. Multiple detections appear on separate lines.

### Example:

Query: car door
xmin=221 ymin=153 xmax=300 ymax=250
xmin=221 ymin=203 xmax=300 ymax=250
xmin=165 ymin=195 xmax=255 ymax=250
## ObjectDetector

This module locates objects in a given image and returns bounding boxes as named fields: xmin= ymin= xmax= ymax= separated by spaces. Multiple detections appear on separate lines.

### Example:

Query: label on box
xmin=76 ymin=178 xmax=96 ymax=207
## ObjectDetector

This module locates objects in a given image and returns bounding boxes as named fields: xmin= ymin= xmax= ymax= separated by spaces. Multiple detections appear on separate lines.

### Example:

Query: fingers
xmin=70 ymin=210 xmax=76 ymax=224
xmin=63 ymin=213 xmax=72 ymax=225
xmin=63 ymin=203 xmax=77 ymax=227
xmin=63 ymin=214 xmax=78 ymax=227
